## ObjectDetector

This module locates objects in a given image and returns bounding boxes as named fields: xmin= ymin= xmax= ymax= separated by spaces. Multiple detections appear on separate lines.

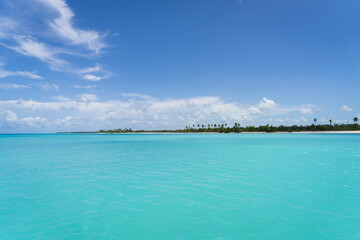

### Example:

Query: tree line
xmin=98 ymin=117 xmax=359 ymax=133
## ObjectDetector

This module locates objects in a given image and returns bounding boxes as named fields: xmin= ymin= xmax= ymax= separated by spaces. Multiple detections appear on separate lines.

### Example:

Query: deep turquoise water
xmin=0 ymin=133 xmax=360 ymax=239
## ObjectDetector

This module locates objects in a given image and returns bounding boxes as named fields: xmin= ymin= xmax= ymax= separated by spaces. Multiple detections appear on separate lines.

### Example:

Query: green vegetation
xmin=97 ymin=118 xmax=360 ymax=133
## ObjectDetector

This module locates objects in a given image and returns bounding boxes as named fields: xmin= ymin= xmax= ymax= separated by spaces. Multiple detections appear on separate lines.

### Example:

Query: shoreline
xmin=58 ymin=131 xmax=360 ymax=134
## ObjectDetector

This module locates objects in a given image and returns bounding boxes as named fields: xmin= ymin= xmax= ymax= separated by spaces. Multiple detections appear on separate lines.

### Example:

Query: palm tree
xmin=313 ymin=118 xmax=317 ymax=125
xmin=225 ymin=123 xmax=227 ymax=127
xmin=354 ymin=117 xmax=359 ymax=124
xmin=234 ymin=123 xmax=240 ymax=132
xmin=197 ymin=124 xmax=200 ymax=128
xmin=329 ymin=119 xmax=332 ymax=125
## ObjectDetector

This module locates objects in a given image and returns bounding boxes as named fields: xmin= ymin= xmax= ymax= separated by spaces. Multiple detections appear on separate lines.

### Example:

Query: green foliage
xmin=97 ymin=119 xmax=360 ymax=133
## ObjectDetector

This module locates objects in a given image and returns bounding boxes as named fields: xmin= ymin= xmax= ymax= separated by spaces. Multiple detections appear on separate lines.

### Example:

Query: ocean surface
xmin=0 ymin=133 xmax=359 ymax=240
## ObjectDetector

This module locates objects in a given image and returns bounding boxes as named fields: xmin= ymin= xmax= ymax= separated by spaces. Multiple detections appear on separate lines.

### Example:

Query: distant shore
xmin=288 ymin=131 xmax=360 ymax=134
xmin=58 ymin=131 xmax=360 ymax=134
xmin=92 ymin=122 xmax=360 ymax=134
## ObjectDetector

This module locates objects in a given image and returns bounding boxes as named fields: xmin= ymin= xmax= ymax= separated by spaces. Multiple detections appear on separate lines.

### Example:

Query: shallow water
xmin=0 ymin=133 xmax=360 ymax=239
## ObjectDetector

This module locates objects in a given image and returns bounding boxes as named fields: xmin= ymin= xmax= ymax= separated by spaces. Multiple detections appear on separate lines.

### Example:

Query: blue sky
xmin=0 ymin=0 xmax=359 ymax=132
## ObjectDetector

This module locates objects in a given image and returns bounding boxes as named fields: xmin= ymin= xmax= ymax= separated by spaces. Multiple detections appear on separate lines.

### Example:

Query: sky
xmin=0 ymin=0 xmax=359 ymax=132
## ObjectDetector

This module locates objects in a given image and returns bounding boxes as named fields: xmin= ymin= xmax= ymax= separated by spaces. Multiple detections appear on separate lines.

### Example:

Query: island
xmin=58 ymin=117 xmax=360 ymax=134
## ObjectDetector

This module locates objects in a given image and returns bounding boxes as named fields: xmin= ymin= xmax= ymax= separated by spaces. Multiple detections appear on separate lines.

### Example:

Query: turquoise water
xmin=0 ymin=133 xmax=360 ymax=239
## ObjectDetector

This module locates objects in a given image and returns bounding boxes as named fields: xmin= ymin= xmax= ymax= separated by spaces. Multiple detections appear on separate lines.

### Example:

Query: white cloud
xmin=300 ymin=117 xmax=308 ymax=122
xmin=121 ymin=93 xmax=155 ymax=100
xmin=55 ymin=115 xmax=73 ymax=127
xmin=258 ymin=97 xmax=277 ymax=110
xmin=341 ymin=105 xmax=353 ymax=112
xmin=20 ymin=116 xmax=49 ymax=127
xmin=79 ymin=65 xmax=110 ymax=81
xmin=3 ymin=37 xmax=109 ymax=80
xmin=73 ymin=85 xmax=96 ymax=89
xmin=53 ymin=83 xmax=59 ymax=91
xmin=0 ymin=0 xmax=110 ymax=80
xmin=79 ymin=65 xmax=102 ymax=74
xmin=77 ymin=94 xmax=98 ymax=102
xmin=2 ymin=110 xmax=48 ymax=128
xmin=40 ymin=83 xmax=59 ymax=92
xmin=0 ymin=17 xmax=18 ymax=38
xmin=0 ymin=83 xmax=31 ymax=89
xmin=258 ymin=117 xmax=309 ymax=125
xmin=0 ymin=67 xmax=42 ymax=79
xmin=36 ymin=0 xmax=105 ymax=54
xmin=4 ymin=110 xmax=18 ymax=122
xmin=299 ymin=107 xmax=314 ymax=115
xmin=6 ymin=36 xmax=69 ymax=71
xmin=0 ymin=95 xmax=314 ymax=131
xmin=5 ymin=37 xmax=109 ymax=79
xmin=82 ymin=74 xmax=103 ymax=81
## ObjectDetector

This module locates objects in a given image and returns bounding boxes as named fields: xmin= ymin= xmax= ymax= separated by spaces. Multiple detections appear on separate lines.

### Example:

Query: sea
xmin=0 ymin=133 xmax=359 ymax=239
